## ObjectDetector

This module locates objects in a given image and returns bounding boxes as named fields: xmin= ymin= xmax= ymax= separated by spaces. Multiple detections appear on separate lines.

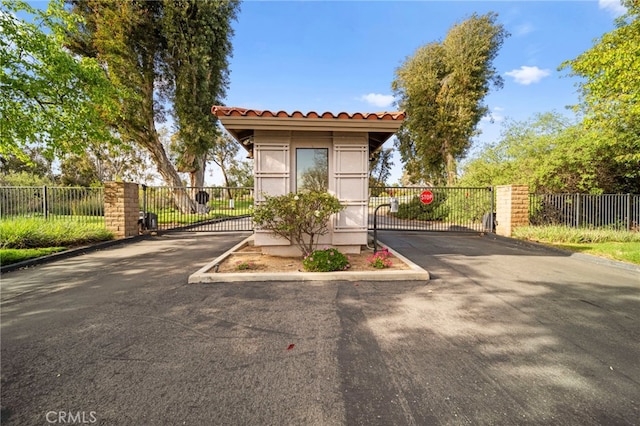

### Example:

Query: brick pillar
xmin=105 ymin=182 xmax=139 ymax=239
xmin=495 ymin=185 xmax=529 ymax=237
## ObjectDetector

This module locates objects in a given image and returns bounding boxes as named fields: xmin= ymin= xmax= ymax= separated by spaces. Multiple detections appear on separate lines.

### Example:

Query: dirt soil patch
xmin=214 ymin=243 xmax=411 ymax=273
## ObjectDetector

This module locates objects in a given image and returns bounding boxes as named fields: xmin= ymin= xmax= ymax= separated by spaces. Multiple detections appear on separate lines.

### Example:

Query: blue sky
xmin=18 ymin=0 xmax=627 ymax=185
xmin=222 ymin=0 xmax=626 ymax=185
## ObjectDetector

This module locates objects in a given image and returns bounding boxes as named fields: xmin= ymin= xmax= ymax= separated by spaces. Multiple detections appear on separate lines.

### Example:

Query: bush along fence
xmin=530 ymin=193 xmax=639 ymax=231
xmin=0 ymin=186 xmax=105 ymax=226
xmin=369 ymin=186 xmax=496 ymax=232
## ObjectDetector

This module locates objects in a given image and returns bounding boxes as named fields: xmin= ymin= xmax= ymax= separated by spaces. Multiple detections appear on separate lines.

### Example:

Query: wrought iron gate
xmin=368 ymin=186 xmax=494 ymax=233
xmin=140 ymin=186 xmax=254 ymax=232
xmin=140 ymin=185 xmax=494 ymax=234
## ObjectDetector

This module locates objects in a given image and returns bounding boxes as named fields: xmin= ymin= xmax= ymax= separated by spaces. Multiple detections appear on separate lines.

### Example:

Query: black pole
xmin=489 ymin=186 xmax=494 ymax=233
xmin=142 ymin=184 xmax=147 ymax=230
xmin=42 ymin=185 xmax=48 ymax=220
xmin=373 ymin=203 xmax=390 ymax=253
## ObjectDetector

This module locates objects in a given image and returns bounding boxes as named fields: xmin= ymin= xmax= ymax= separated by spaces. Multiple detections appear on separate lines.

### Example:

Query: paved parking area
xmin=1 ymin=231 xmax=638 ymax=425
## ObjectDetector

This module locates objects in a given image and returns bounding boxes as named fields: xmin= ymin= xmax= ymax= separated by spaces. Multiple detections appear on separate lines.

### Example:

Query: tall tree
xmin=227 ymin=159 xmax=253 ymax=188
xmin=163 ymin=0 xmax=237 ymax=189
xmin=0 ymin=0 xmax=119 ymax=161
xmin=210 ymin=133 xmax=240 ymax=198
xmin=369 ymin=147 xmax=394 ymax=188
xmin=0 ymin=147 xmax=55 ymax=185
xmin=59 ymin=141 xmax=153 ymax=186
xmin=560 ymin=0 xmax=640 ymax=190
xmin=66 ymin=0 xmax=239 ymax=212
xmin=392 ymin=13 xmax=508 ymax=186
xmin=59 ymin=153 xmax=100 ymax=186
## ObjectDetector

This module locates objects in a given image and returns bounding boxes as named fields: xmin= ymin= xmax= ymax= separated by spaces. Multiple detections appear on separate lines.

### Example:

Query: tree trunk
xmin=144 ymin=129 xmax=196 ymax=214
xmin=445 ymin=152 xmax=457 ymax=186
xmin=221 ymin=168 xmax=233 ymax=200
xmin=189 ymin=154 xmax=206 ymax=189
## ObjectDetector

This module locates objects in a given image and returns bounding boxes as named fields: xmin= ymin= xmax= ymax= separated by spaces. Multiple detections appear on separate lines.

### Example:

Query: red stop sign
xmin=420 ymin=190 xmax=434 ymax=204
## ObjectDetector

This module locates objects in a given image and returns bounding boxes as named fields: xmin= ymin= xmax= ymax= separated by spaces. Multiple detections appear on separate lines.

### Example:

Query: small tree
xmin=252 ymin=192 xmax=344 ymax=256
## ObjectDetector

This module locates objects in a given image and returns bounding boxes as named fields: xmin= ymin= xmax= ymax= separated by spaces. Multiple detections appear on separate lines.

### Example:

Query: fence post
xmin=42 ymin=185 xmax=48 ymax=219
xmin=104 ymin=182 xmax=139 ymax=238
xmin=490 ymin=186 xmax=495 ymax=233
xmin=495 ymin=185 xmax=529 ymax=237
xmin=142 ymin=184 xmax=147 ymax=217
xmin=627 ymin=193 xmax=632 ymax=231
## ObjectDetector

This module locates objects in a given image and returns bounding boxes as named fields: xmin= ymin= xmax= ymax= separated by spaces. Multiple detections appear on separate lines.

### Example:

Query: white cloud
xmin=481 ymin=107 xmax=505 ymax=123
xmin=598 ymin=0 xmax=627 ymax=17
xmin=514 ymin=23 xmax=535 ymax=36
xmin=505 ymin=66 xmax=551 ymax=85
xmin=360 ymin=93 xmax=395 ymax=108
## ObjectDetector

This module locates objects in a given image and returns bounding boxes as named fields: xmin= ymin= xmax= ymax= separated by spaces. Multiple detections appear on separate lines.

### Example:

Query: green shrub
xmin=235 ymin=260 xmax=257 ymax=270
xmin=443 ymin=189 xmax=491 ymax=224
xmin=396 ymin=193 xmax=449 ymax=221
xmin=302 ymin=248 xmax=350 ymax=272
xmin=370 ymin=187 xmax=388 ymax=197
xmin=253 ymin=191 xmax=344 ymax=255
xmin=71 ymin=195 xmax=104 ymax=216
xmin=0 ymin=217 xmax=114 ymax=249
xmin=48 ymin=202 xmax=73 ymax=215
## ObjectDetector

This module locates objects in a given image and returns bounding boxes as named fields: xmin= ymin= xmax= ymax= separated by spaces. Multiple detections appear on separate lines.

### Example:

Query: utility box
xmin=139 ymin=211 xmax=158 ymax=231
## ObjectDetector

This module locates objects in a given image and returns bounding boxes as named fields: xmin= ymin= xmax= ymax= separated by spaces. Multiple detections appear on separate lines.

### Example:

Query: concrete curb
xmin=188 ymin=235 xmax=430 ymax=283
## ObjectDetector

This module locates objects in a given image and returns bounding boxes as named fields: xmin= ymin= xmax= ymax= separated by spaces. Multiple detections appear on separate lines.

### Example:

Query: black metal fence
xmin=530 ymin=193 xmax=640 ymax=231
xmin=369 ymin=186 xmax=494 ymax=232
xmin=0 ymin=186 xmax=105 ymax=226
xmin=5 ymin=185 xmax=636 ymax=235
xmin=140 ymin=186 xmax=254 ymax=232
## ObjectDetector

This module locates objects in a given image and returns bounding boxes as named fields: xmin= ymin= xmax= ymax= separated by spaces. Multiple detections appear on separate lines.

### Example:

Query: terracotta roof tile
xmin=212 ymin=106 xmax=405 ymax=121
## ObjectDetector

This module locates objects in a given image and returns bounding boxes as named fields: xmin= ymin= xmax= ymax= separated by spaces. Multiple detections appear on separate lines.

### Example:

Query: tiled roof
xmin=212 ymin=106 xmax=405 ymax=121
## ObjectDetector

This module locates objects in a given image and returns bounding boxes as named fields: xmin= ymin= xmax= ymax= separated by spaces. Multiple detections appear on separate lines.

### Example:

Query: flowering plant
xmin=303 ymin=248 xmax=350 ymax=272
xmin=367 ymin=248 xmax=393 ymax=269
xmin=252 ymin=191 xmax=344 ymax=255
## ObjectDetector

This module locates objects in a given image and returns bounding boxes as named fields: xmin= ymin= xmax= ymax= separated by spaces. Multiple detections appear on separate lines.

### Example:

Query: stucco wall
xmin=253 ymin=130 xmax=369 ymax=254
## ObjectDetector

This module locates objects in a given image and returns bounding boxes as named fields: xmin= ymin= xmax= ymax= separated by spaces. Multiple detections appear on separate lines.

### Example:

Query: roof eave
xmin=218 ymin=116 xmax=403 ymax=133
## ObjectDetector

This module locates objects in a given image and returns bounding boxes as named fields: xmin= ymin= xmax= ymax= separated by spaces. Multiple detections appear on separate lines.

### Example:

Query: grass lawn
xmin=553 ymin=242 xmax=640 ymax=265
xmin=513 ymin=226 xmax=640 ymax=266
xmin=155 ymin=200 xmax=253 ymax=225
xmin=0 ymin=247 xmax=68 ymax=266
xmin=0 ymin=217 xmax=114 ymax=266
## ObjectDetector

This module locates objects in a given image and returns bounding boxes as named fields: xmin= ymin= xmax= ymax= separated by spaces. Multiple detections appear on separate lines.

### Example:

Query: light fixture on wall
xmin=240 ymin=135 xmax=254 ymax=146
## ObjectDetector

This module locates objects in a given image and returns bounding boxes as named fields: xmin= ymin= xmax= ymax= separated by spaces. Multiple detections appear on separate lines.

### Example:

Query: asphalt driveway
xmin=1 ymin=231 xmax=638 ymax=425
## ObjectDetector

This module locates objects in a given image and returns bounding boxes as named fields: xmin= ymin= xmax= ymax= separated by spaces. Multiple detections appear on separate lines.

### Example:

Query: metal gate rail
xmin=141 ymin=186 xmax=254 ymax=232
xmin=369 ymin=186 xmax=494 ymax=232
